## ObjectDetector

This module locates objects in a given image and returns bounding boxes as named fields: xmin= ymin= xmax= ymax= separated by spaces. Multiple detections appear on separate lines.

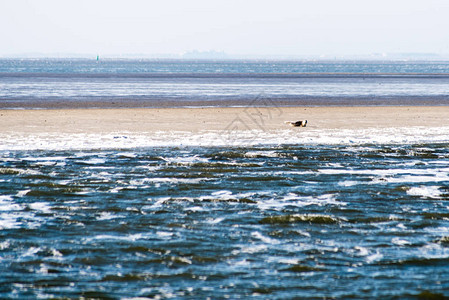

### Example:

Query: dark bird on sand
xmin=285 ymin=120 xmax=307 ymax=127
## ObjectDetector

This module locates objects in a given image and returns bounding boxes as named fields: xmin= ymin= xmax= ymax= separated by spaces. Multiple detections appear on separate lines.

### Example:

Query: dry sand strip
xmin=1 ymin=106 xmax=449 ymax=135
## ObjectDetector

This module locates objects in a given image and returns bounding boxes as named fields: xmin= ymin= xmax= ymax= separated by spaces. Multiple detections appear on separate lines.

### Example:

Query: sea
xmin=1 ymin=59 xmax=449 ymax=108
xmin=1 ymin=59 xmax=449 ymax=299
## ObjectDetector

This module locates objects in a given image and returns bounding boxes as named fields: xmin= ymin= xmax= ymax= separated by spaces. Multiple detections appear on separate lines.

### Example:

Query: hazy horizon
xmin=1 ymin=0 xmax=449 ymax=59
xmin=2 ymin=51 xmax=449 ymax=61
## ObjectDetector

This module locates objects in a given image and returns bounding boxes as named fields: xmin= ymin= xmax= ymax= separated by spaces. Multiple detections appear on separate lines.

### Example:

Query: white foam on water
xmin=0 ymin=209 xmax=51 ymax=231
xmin=319 ymin=167 xmax=449 ymax=177
xmin=205 ymin=217 xmax=225 ymax=224
xmin=108 ymin=187 xmax=124 ymax=193
xmin=391 ymin=237 xmax=412 ymax=246
xmin=0 ymin=209 xmax=46 ymax=230
xmin=159 ymin=155 xmax=210 ymax=165
xmin=148 ymin=177 xmax=208 ymax=185
xmin=257 ymin=193 xmax=344 ymax=211
xmin=251 ymin=231 xmax=279 ymax=245
xmin=0 ymin=240 xmax=10 ymax=250
xmin=429 ymin=160 xmax=449 ymax=165
xmin=1 ymin=126 xmax=448 ymax=150
xmin=78 ymin=158 xmax=106 ymax=165
xmin=386 ymin=173 xmax=449 ymax=184
xmin=0 ymin=195 xmax=12 ymax=201
xmin=294 ymin=230 xmax=312 ymax=238
xmin=319 ymin=167 xmax=449 ymax=185
xmin=424 ymin=227 xmax=449 ymax=236
xmin=407 ymin=186 xmax=443 ymax=199
xmin=135 ymin=165 xmax=162 ymax=172
xmin=416 ymin=243 xmax=449 ymax=261
xmin=141 ymin=197 xmax=170 ymax=210
xmin=354 ymin=246 xmax=370 ymax=257
xmin=51 ymin=248 xmax=63 ymax=257
xmin=128 ymin=179 xmax=152 ymax=187
xmin=96 ymin=212 xmax=122 ymax=220
xmin=0 ymin=196 xmax=23 ymax=211
xmin=21 ymin=246 xmax=41 ymax=258
xmin=197 ymin=190 xmax=239 ymax=202
xmin=0 ymin=213 xmax=22 ymax=229
xmin=85 ymin=233 xmax=144 ymax=242
xmin=29 ymin=202 xmax=53 ymax=214
xmin=244 ymin=151 xmax=283 ymax=158
xmin=239 ymin=244 xmax=268 ymax=254
xmin=365 ymin=251 xmax=383 ymax=264
xmin=185 ymin=206 xmax=205 ymax=212
xmin=23 ymin=156 xmax=68 ymax=162
xmin=115 ymin=152 xmax=138 ymax=158
xmin=211 ymin=190 xmax=233 ymax=197
xmin=31 ymin=161 xmax=58 ymax=166
xmin=156 ymin=231 xmax=173 ymax=238
xmin=274 ymin=258 xmax=302 ymax=265
xmin=338 ymin=180 xmax=359 ymax=187
xmin=273 ymin=170 xmax=316 ymax=176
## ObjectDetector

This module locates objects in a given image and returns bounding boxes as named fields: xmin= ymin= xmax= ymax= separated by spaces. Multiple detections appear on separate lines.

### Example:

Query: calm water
xmin=2 ymin=59 xmax=449 ymax=74
xmin=1 ymin=145 xmax=449 ymax=299
xmin=1 ymin=59 xmax=449 ymax=108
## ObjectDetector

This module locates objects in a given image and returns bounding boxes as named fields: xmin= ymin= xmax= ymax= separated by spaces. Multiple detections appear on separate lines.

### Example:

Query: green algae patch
xmin=282 ymin=264 xmax=327 ymax=273
xmin=416 ymin=290 xmax=447 ymax=300
xmin=259 ymin=214 xmax=341 ymax=225
xmin=435 ymin=236 xmax=449 ymax=245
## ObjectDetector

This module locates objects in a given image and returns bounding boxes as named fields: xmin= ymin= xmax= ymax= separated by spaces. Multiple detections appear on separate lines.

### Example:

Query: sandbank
xmin=1 ymin=106 xmax=449 ymax=150
xmin=1 ymin=106 xmax=448 ymax=134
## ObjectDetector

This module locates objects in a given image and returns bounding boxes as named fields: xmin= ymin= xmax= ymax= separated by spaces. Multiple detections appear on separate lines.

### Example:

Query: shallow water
xmin=1 ymin=144 xmax=449 ymax=298
xmin=2 ymin=59 xmax=449 ymax=74
xmin=1 ymin=60 xmax=449 ymax=108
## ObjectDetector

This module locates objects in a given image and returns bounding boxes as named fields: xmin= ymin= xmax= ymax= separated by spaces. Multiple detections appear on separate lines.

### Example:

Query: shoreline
xmin=1 ymin=106 xmax=449 ymax=149
xmin=1 ymin=96 xmax=449 ymax=110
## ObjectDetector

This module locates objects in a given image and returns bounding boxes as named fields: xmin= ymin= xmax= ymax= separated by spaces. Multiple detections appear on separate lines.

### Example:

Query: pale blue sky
xmin=1 ymin=0 xmax=449 ymax=57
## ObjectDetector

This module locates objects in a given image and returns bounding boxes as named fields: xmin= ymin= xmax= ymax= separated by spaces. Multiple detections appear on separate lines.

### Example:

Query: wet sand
xmin=1 ymin=106 xmax=449 ymax=135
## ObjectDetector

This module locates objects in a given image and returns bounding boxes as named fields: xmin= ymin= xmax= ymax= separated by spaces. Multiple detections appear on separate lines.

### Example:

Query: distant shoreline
xmin=2 ymin=55 xmax=449 ymax=61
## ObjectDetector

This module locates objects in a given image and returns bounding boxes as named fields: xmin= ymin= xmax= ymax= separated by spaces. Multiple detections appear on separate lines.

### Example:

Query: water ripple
xmin=1 ymin=144 xmax=449 ymax=298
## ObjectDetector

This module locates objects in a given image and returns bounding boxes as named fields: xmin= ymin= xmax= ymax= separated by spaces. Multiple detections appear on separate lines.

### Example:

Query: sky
xmin=1 ymin=0 xmax=449 ymax=58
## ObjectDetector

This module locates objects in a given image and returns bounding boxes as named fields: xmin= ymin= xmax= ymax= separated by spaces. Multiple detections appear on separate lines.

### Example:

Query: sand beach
xmin=2 ymin=106 xmax=449 ymax=135
xmin=1 ymin=106 xmax=448 ymax=150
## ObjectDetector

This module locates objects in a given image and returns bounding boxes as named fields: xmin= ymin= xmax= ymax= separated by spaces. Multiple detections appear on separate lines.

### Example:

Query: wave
xmin=1 ymin=127 xmax=449 ymax=150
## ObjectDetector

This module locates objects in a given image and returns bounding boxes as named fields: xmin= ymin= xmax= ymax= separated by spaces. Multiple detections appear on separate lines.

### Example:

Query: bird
xmin=284 ymin=120 xmax=307 ymax=127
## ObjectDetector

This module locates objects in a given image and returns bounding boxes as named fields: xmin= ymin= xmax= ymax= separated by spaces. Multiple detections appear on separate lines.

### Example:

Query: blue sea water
xmin=1 ymin=145 xmax=449 ymax=299
xmin=0 ymin=59 xmax=449 ymax=108
xmin=1 ymin=60 xmax=449 ymax=298
xmin=2 ymin=59 xmax=449 ymax=74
